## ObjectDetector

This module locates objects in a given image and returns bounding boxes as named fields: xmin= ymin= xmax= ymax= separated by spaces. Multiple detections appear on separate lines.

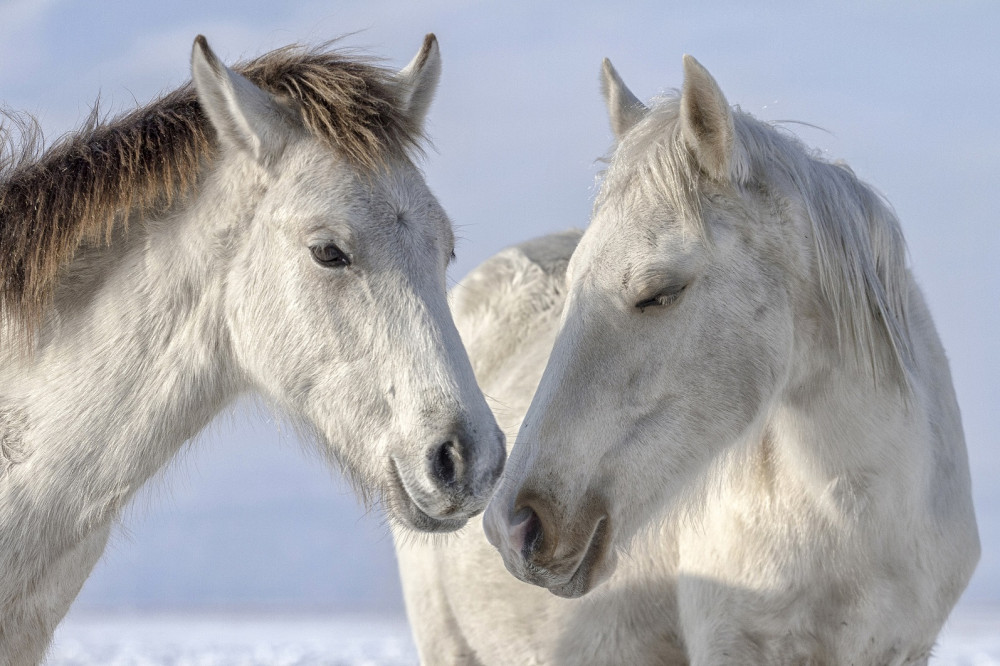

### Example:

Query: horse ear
xmin=680 ymin=55 xmax=735 ymax=182
xmin=396 ymin=33 xmax=442 ymax=132
xmin=191 ymin=35 xmax=290 ymax=164
xmin=601 ymin=59 xmax=648 ymax=140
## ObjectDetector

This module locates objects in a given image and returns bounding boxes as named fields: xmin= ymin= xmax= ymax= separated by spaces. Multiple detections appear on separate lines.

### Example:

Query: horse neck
xmin=0 ymin=156 xmax=264 ymax=536
xmin=759 ymin=275 xmax=923 ymax=514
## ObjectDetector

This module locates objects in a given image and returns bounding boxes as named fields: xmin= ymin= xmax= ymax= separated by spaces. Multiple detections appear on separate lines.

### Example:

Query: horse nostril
xmin=512 ymin=505 xmax=543 ymax=559
xmin=432 ymin=440 xmax=459 ymax=487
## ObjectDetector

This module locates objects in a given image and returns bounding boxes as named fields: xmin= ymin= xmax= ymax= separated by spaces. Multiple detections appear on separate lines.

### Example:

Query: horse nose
xmin=425 ymin=423 xmax=505 ymax=501
xmin=484 ymin=492 xmax=550 ymax=564
xmin=430 ymin=439 xmax=462 ymax=488
xmin=508 ymin=504 xmax=544 ymax=559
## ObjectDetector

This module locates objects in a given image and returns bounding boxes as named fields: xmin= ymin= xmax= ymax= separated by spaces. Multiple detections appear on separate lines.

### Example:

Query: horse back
xmin=449 ymin=229 xmax=582 ymax=419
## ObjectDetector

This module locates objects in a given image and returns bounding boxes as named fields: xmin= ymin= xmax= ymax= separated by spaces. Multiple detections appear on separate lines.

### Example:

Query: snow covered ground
xmin=934 ymin=607 xmax=1000 ymax=666
xmin=45 ymin=607 xmax=998 ymax=665
xmin=46 ymin=614 xmax=417 ymax=666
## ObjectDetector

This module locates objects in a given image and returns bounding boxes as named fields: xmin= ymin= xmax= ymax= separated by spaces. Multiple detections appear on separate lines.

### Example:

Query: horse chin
xmin=386 ymin=458 xmax=471 ymax=534
xmin=391 ymin=496 xmax=470 ymax=533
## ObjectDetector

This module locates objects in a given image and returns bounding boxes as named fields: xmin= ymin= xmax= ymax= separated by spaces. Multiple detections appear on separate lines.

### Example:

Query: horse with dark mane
xmin=0 ymin=34 xmax=503 ymax=664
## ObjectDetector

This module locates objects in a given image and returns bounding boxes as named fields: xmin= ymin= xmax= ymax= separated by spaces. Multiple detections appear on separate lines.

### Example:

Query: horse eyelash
xmin=636 ymin=285 xmax=686 ymax=312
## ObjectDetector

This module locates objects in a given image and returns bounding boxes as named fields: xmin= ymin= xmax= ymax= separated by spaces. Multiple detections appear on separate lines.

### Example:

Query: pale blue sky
xmin=3 ymin=1 xmax=998 ymax=612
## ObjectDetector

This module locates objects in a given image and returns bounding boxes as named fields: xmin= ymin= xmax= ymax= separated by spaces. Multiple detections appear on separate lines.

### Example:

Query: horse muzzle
xmin=483 ymin=489 xmax=616 ymax=597
xmin=388 ymin=422 xmax=506 ymax=533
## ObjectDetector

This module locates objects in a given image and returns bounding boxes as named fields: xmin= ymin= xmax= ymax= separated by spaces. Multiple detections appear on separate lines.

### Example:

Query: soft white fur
xmin=399 ymin=56 xmax=979 ymax=665
xmin=0 ymin=36 xmax=503 ymax=665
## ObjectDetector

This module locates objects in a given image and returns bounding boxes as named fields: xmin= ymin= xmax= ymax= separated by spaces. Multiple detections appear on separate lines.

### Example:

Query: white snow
xmin=45 ymin=608 xmax=998 ymax=665
xmin=46 ymin=614 xmax=417 ymax=666
xmin=934 ymin=607 xmax=1000 ymax=666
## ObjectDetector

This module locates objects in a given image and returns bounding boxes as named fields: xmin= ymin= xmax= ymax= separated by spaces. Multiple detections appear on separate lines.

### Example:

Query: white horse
xmin=0 ymin=35 xmax=505 ymax=664
xmin=398 ymin=56 xmax=979 ymax=664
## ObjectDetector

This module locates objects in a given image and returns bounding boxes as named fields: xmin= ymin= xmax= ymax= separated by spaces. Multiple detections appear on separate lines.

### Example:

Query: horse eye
xmin=310 ymin=243 xmax=351 ymax=267
xmin=635 ymin=284 xmax=687 ymax=312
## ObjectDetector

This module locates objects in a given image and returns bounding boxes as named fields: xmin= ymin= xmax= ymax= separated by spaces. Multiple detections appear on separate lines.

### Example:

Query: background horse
xmin=398 ymin=229 xmax=692 ymax=663
xmin=0 ymin=35 xmax=504 ymax=664
xmin=399 ymin=55 xmax=979 ymax=664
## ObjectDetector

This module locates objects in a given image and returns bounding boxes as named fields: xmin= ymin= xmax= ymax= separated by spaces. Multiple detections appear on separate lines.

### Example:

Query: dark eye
xmin=310 ymin=243 xmax=351 ymax=268
xmin=635 ymin=284 xmax=687 ymax=312
xmin=449 ymin=248 xmax=457 ymax=263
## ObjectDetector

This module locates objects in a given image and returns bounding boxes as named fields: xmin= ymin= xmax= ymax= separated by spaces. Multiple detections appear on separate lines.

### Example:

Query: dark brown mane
xmin=0 ymin=43 xmax=421 ymax=332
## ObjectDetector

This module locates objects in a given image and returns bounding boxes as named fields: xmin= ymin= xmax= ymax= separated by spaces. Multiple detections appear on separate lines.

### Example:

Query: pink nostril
xmin=483 ymin=498 xmax=544 ymax=560
xmin=509 ymin=505 xmax=543 ymax=558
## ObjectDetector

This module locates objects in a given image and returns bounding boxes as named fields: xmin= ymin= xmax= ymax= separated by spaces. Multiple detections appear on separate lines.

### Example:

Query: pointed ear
xmin=191 ymin=35 xmax=291 ymax=164
xmin=601 ymin=59 xmax=648 ymax=140
xmin=680 ymin=55 xmax=735 ymax=182
xmin=396 ymin=33 xmax=441 ymax=132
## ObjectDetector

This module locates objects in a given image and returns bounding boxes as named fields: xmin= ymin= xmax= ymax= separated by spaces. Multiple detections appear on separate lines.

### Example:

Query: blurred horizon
xmin=2 ymin=0 xmax=997 ymax=615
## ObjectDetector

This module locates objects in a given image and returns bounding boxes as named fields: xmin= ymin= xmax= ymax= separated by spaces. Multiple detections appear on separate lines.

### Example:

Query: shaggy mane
xmin=1 ymin=43 xmax=422 ymax=332
xmin=598 ymin=93 xmax=913 ymax=388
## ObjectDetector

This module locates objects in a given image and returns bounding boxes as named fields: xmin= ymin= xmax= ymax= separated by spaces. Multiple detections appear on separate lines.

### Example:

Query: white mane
xmin=598 ymin=93 xmax=913 ymax=387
